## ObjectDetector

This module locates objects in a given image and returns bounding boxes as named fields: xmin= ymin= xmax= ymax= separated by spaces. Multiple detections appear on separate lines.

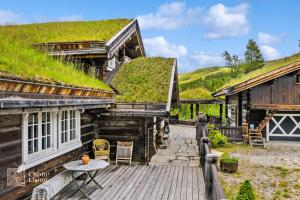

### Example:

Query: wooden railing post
xmin=204 ymin=154 xmax=219 ymax=198
xmin=199 ymin=137 xmax=210 ymax=163
xmin=242 ymin=123 xmax=249 ymax=144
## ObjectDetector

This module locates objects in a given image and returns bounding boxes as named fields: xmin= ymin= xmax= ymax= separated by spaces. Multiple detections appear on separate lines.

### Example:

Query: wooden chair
xmin=116 ymin=141 xmax=133 ymax=165
xmin=93 ymin=139 xmax=110 ymax=162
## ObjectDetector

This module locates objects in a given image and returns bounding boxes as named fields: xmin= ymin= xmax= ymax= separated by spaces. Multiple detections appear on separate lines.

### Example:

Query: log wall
xmin=0 ymin=111 xmax=96 ymax=199
xmin=94 ymin=115 xmax=157 ymax=163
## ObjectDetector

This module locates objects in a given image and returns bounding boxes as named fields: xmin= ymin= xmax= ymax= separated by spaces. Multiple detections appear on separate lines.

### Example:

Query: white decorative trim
xmin=267 ymin=113 xmax=300 ymax=137
xmin=18 ymin=141 xmax=82 ymax=172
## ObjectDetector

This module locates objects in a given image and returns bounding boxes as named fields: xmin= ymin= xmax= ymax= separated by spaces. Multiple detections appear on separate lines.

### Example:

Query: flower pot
xmin=82 ymin=154 xmax=90 ymax=165
xmin=220 ymin=159 xmax=238 ymax=173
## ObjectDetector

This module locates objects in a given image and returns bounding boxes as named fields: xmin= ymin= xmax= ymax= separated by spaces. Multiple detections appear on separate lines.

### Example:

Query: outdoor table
xmin=63 ymin=159 xmax=109 ymax=200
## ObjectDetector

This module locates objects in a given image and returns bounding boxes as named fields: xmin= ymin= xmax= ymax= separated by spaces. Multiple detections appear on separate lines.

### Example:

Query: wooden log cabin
xmin=100 ymin=57 xmax=179 ymax=164
xmin=0 ymin=19 xmax=180 ymax=199
xmin=213 ymin=60 xmax=300 ymax=143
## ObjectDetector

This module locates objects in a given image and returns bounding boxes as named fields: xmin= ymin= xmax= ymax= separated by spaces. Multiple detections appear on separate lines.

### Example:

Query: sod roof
xmin=111 ymin=57 xmax=175 ymax=103
xmin=0 ymin=19 xmax=132 ymax=91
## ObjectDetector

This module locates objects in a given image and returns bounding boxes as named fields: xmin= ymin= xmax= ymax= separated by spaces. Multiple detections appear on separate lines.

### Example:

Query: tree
xmin=222 ymin=50 xmax=241 ymax=73
xmin=244 ymin=39 xmax=264 ymax=73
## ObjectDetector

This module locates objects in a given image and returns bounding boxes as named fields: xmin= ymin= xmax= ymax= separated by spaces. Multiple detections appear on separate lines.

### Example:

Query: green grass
xmin=180 ymin=87 xmax=212 ymax=99
xmin=111 ymin=57 xmax=174 ymax=103
xmin=1 ymin=19 xmax=131 ymax=43
xmin=0 ymin=19 xmax=132 ymax=90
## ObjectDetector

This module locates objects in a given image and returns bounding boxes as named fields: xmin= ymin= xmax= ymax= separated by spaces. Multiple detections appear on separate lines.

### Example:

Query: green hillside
xmin=177 ymin=53 xmax=300 ymax=120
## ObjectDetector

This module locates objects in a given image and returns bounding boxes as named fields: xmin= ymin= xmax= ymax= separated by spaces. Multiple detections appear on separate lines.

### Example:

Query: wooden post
xmin=190 ymin=104 xmax=194 ymax=119
xmin=196 ymin=104 xmax=199 ymax=116
xmin=242 ymin=123 xmax=249 ymax=144
xmin=219 ymin=104 xmax=223 ymax=124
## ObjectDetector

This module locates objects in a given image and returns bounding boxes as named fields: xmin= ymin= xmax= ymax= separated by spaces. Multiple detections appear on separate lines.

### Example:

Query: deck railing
xmin=196 ymin=113 xmax=226 ymax=200
xmin=219 ymin=126 xmax=243 ymax=142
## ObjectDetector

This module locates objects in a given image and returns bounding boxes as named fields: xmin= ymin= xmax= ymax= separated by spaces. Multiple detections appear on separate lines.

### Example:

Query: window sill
xmin=18 ymin=141 xmax=82 ymax=172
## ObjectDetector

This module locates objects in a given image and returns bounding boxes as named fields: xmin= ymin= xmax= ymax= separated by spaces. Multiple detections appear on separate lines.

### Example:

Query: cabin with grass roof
xmin=213 ymin=55 xmax=300 ymax=145
xmin=95 ymin=57 xmax=179 ymax=164
xmin=0 ymin=18 xmax=180 ymax=199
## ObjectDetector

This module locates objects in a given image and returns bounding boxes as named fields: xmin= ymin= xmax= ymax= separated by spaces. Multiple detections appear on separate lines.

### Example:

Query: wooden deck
xmin=55 ymin=125 xmax=206 ymax=200
xmin=55 ymin=164 xmax=206 ymax=200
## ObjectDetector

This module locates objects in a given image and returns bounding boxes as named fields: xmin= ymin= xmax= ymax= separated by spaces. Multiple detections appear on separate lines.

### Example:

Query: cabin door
xmin=267 ymin=113 xmax=300 ymax=141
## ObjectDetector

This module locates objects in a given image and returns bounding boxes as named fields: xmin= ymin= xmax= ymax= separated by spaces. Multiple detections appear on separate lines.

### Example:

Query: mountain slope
xmin=179 ymin=53 xmax=300 ymax=99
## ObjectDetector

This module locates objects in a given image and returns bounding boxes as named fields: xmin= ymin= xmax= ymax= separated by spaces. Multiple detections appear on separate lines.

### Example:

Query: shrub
xmin=236 ymin=180 xmax=255 ymax=200
xmin=208 ymin=129 xmax=228 ymax=147
xmin=220 ymin=154 xmax=239 ymax=164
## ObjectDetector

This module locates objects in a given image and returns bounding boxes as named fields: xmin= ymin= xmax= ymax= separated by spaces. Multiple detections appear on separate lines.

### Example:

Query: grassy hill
xmin=176 ymin=53 xmax=300 ymax=120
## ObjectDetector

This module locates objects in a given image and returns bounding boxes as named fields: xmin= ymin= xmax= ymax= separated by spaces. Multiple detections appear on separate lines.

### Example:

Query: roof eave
xmin=105 ymin=19 xmax=146 ymax=59
xmin=166 ymin=59 xmax=177 ymax=112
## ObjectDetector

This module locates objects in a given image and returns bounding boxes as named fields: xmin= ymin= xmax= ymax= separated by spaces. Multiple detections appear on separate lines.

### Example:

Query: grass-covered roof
xmin=0 ymin=19 xmax=132 ymax=91
xmin=222 ymin=53 xmax=300 ymax=88
xmin=111 ymin=57 xmax=175 ymax=103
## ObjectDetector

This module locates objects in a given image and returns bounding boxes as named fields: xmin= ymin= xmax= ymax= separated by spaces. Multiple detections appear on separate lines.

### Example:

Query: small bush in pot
xmin=235 ymin=180 xmax=255 ymax=200
xmin=220 ymin=154 xmax=239 ymax=173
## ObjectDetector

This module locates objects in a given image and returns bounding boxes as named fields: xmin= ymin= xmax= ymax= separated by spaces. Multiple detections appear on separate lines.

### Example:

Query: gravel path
xmin=217 ymin=144 xmax=300 ymax=200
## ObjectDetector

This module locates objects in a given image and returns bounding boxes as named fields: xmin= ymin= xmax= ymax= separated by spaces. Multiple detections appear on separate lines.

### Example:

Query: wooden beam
xmin=219 ymin=104 xmax=223 ymax=123
xmin=190 ymin=104 xmax=194 ymax=119
xmin=195 ymin=104 xmax=199 ymax=116
xmin=180 ymin=99 xmax=224 ymax=104
xmin=250 ymin=104 xmax=300 ymax=110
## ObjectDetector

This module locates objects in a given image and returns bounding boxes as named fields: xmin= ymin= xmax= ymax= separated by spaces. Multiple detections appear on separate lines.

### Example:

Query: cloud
xmin=191 ymin=51 xmax=224 ymax=66
xmin=258 ymin=32 xmax=283 ymax=45
xmin=137 ymin=2 xmax=202 ymax=30
xmin=203 ymin=3 xmax=249 ymax=39
xmin=260 ymin=45 xmax=280 ymax=60
xmin=144 ymin=36 xmax=188 ymax=58
xmin=0 ymin=10 xmax=23 ymax=25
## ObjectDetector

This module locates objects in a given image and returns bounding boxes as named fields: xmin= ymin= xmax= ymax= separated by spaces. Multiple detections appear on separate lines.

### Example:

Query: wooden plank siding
xmin=0 ymin=111 xmax=97 ymax=199
xmin=250 ymin=72 xmax=300 ymax=106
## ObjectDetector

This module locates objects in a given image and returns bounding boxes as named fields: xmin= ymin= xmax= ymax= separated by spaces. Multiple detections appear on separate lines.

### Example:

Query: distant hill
xmin=179 ymin=53 xmax=300 ymax=100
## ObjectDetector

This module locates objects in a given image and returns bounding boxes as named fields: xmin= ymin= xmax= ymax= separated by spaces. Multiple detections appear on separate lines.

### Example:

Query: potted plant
xmin=220 ymin=154 xmax=239 ymax=173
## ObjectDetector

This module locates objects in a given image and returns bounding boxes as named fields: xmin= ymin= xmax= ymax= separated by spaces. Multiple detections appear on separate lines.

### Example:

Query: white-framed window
xmin=58 ymin=110 xmax=81 ymax=149
xmin=20 ymin=109 xmax=82 ymax=172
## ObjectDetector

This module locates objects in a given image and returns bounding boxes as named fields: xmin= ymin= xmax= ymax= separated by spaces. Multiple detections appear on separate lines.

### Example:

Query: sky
xmin=0 ymin=0 xmax=300 ymax=72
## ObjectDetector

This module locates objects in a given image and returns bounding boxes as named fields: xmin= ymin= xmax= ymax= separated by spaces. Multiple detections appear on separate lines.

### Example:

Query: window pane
xmin=34 ymin=125 xmax=38 ymax=138
xmin=42 ymin=124 xmax=46 ymax=136
xmin=42 ymin=137 xmax=46 ymax=150
xmin=47 ymin=136 xmax=51 ymax=148
xmin=47 ymin=112 xmax=50 ymax=122
xmin=28 ymin=126 xmax=32 ymax=139
xmin=64 ymin=132 xmax=68 ymax=143
xmin=34 ymin=139 xmax=38 ymax=152
xmin=28 ymin=141 xmax=33 ymax=154
xmin=47 ymin=123 xmax=50 ymax=136
xmin=42 ymin=112 xmax=46 ymax=123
